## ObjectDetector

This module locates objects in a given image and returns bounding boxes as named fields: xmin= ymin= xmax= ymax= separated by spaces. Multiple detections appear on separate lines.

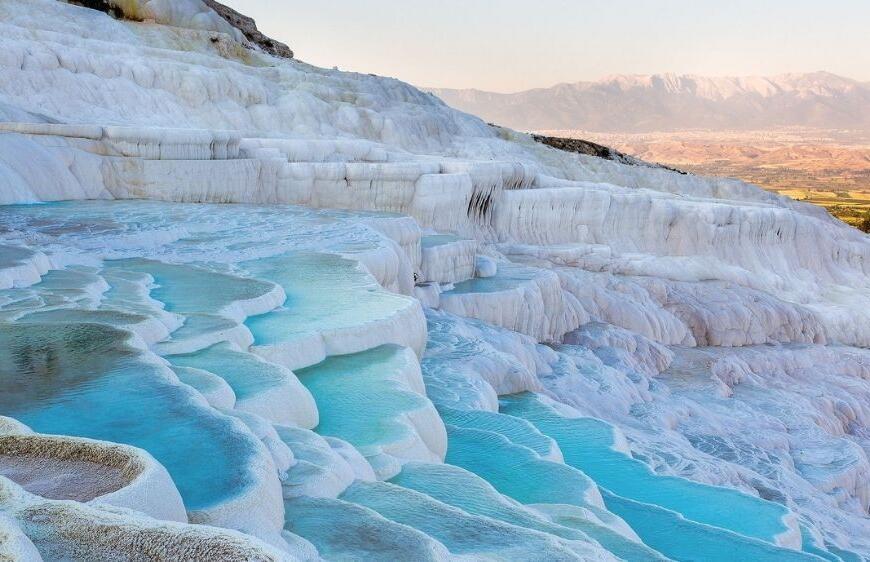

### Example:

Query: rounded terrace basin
xmin=442 ymin=262 xmax=543 ymax=294
xmin=168 ymin=342 xmax=317 ymax=428
xmin=420 ymin=234 xmax=477 ymax=284
xmin=0 ymin=245 xmax=49 ymax=289
xmin=0 ymin=322 xmax=268 ymax=516
xmin=500 ymin=393 xmax=800 ymax=547
xmin=341 ymin=479 xmax=602 ymax=561
xmin=244 ymin=253 xmax=425 ymax=370
xmin=438 ymin=262 xmax=571 ymax=341
xmin=0 ymin=435 xmax=135 ymax=502
xmin=295 ymin=345 xmax=445 ymax=479
xmin=391 ymin=461 xmax=668 ymax=562
xmin=106 ymin=259 xmax=284 ymax=322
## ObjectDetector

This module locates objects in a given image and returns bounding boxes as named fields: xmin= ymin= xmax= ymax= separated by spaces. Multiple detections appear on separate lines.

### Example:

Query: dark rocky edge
xmin=66 ymin=0 xmax=293 ymax=59
xmin=202 ymin=0 xmax=293 ymax=59
xmin=531 ymin=132 xmax=687 ymax=174
xmin=66 ymin=0 xmax=134 ymax=19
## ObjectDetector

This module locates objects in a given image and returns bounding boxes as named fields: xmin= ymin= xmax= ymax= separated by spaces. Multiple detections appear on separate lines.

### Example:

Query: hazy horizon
xmin=427 ymin=70 xmax=869 ymax=94
xmin=224 ymin=0 xmax=870 ymax=93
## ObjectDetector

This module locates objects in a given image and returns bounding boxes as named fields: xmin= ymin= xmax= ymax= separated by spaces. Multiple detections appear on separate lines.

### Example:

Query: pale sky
xmin=224 ymin=0 xmax=870 ymax=93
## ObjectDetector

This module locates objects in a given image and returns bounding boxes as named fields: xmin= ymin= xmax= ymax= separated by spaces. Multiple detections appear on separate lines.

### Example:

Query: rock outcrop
xmin=531 ymin=132 xmax=686 ymax=173
xmin=203 ymin=0 xmax=293 ymax=59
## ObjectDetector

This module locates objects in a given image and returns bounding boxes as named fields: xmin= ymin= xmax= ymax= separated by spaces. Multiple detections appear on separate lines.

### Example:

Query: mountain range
xmin=429 ymin=72 xmax=870 ymax=132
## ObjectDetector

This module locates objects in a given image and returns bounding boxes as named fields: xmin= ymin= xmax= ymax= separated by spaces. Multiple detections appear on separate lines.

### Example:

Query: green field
xmin=676 ymin=163 xmax=870 ymax=233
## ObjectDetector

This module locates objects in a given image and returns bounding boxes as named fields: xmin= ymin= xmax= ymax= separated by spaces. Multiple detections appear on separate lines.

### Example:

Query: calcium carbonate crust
xmin=0 ymin=0 xmax=869 ymax=559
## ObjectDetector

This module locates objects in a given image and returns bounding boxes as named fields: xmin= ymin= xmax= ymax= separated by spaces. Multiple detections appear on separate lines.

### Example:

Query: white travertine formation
xmin=0 ymin=477 xmax=297 ymax=561
xmin=420 ymin=235 xmax=478 ymax=284
xmin=0 ymin=512 xmax=42 ymax=562
xmin=0 ymin=246 xmax=52 ymax=292
xmin=0 ymin=0 xmax=868 ymax=559
xmin=439 ymin=263 xmax=585 ymax=342
xmin=0 ymin=432 xmax=186 ymax=522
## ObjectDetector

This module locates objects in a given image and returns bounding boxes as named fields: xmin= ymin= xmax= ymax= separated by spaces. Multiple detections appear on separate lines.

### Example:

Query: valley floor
xmin=540 ymin=129 xmax=870 ymax=231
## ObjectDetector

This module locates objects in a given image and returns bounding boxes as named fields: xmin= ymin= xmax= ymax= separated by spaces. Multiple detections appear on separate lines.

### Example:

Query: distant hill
xmin=429 ymin=72 xmax=870 ymax=132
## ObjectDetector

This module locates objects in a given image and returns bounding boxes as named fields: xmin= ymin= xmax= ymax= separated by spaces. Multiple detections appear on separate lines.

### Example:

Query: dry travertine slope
xmin=0 ymin=1 xmax=869 ymax=560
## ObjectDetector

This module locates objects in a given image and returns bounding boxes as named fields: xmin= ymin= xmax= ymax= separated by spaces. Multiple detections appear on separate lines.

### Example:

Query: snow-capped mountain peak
xmin=430 ymin=71 xmax=870 ymax=131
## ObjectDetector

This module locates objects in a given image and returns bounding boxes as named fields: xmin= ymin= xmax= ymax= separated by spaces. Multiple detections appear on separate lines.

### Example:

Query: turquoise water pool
xmin=442 ymin=262 xmax=542 ymax=294
xmin=295 ymin=345 xmax=428 ymax=450
xmin=106 ymin=259 xmax=277 ymax=316
xmin=421 ymin=234 xmax=461 ymax=248
xmin=501 ymin=393 xmax=795 ymax=546
xmin=168 ymin=342 xmax=290 ymax=402
xmin=243 ymin=253 xmax=414 ymax=349
xmin=0 ymin=322 xmax=262 ymax=511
